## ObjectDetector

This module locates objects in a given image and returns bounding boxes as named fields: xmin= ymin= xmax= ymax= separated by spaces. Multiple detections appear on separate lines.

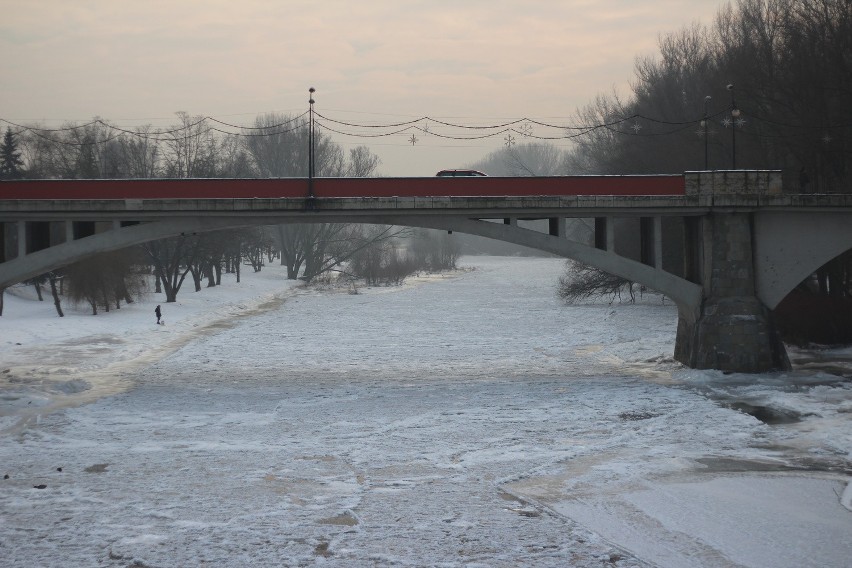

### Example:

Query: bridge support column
xmin=548 ymin=217 xmax=566 ymax=237
xmin=639 ymin=216 xmax=663 ymax=268
xmin=674 ymin=212 xmax=790 ymax=373
xmin=594 ymin=217 xmax=614 ymax=251
xmin=17 ymin=221 xmax=26 ymax=258
xmin=653 ymin=216 xmax=662 ymax=269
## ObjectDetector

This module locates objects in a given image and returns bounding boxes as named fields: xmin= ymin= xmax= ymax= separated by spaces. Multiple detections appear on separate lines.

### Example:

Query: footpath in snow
xmin=1 ymin=256 xmax=850 ymax=567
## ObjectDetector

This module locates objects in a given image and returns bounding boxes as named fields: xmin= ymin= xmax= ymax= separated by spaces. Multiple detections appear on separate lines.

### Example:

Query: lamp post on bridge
xmin=308 ymin=87 xmax=316 ymax=200
xmin=727 ymin=84 xmax=742 ymax=170
xmin=701 ymin=95 xmax=711 ymax=170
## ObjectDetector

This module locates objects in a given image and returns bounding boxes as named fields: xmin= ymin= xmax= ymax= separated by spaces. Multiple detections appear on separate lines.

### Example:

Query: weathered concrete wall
xmin=684 ymin=170 xmax=783 ymax=196
xmin=675 ymin=213 xmax=790 ymax=372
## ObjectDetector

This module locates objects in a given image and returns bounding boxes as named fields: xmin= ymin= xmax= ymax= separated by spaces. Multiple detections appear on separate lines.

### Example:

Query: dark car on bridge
xmin=435 ymin=169 xmax=487 ymax=177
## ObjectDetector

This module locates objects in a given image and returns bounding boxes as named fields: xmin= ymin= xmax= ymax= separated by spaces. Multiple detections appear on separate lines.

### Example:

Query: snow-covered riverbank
xmin=1 ymin=257 xmax=850 ymax=567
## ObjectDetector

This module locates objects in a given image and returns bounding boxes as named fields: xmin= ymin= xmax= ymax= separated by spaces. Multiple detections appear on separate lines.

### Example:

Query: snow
xmin=1 ymin=256 xmax=850 ymax=567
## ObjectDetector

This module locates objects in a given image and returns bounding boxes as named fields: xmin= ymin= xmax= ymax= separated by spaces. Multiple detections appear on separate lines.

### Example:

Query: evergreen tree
xmin=0 ymin=127 xmax=24 ymax=179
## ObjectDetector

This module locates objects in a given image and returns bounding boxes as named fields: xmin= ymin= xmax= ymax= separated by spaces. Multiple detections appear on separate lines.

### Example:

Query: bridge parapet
xmin=685 ymin=170 xmax=783 ymax=196
xmin=1 ymin=195 xmax=707 ymax=220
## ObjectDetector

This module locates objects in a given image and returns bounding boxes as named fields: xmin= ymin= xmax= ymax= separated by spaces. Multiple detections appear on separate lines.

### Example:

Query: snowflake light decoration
xmin=631 ymin=122 xmax=642 ymax=134
xmin=504 ymin=133 xmax=516 ymax=147
xmin=519 ymin=123 xmax=533 ymax=137
xmin=822 ymin=133 xmax=833 ymax=144
xmin=408 ymin=134 xmax=418 ymax=146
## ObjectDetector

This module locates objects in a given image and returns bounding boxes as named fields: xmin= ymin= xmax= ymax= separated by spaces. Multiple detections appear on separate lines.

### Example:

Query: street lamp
xmin=701 ymin=95 xmax=712 ymax=169
xmin=308 ymin=87 xmax=316 ymax=180
xmin=727 ymin=84 xmax=741 ymax=169
xmin=308 ymin=87 xmax=316 ymax=201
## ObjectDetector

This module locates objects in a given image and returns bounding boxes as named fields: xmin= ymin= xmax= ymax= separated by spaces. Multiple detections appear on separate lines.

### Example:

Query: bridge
xmin=2 ymin=170 xmax=852 ymax=374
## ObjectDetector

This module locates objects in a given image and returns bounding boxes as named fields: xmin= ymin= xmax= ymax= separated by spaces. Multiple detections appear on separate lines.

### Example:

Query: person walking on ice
xmin=155 ymin=305 xmax=162 ymax=325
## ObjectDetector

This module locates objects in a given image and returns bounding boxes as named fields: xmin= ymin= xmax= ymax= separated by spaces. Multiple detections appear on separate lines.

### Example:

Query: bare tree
xmin=557 ymin=260 xmax=636 ymax=305
xmin=301 ymin=224 xmax=363 ymax=282
xmin=161 ymin=112 xmax=217 ymax=178
xmin=244 ymin=113 xmax=309 ymax=176
xmin=243 ymin=229 xmax=269 ymax=273
xmin=47 ymin=272 xmax=63 ymax=317
xmin=64 ymin=251 xmax=147 ymax=314
xmin=25 ymin=275 xmax=45 ymax=301
xmin=217 ymin=133 xmax=254 ymax=178
xmin=142 ymin=236 xmax=199 ymax=302
xmin=115 ymin=125 xmax=160 ymax=178
xmin=346 ymin=145 xmax=381 ymax=177
xmin=469 ymin=143 xmax=567 ymax=176
xmin=348 ymin=226 xmax=418 ymax=286
xmin=64 ymin=260 xmax=103 ymax=314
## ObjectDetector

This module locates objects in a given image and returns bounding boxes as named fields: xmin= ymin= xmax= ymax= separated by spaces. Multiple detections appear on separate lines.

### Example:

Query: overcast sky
xmin=1 ymin=1 xmax=724 ymax=175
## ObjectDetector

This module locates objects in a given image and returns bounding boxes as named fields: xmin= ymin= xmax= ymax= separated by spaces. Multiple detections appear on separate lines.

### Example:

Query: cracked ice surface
xmin=1 ymin=256 xmax=850 ymax=567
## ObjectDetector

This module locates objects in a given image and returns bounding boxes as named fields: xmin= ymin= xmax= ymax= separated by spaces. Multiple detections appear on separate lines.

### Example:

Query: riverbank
xmin=0 ymin=264 xmax=471 ymax=431
xmin=0 ymin=264 xmax=300 ymax=429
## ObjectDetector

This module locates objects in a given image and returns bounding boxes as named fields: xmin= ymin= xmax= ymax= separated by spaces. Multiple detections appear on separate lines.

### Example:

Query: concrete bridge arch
xmin=1 ymin=217 xmax=253 ymax=290
xmin=0 ymin=215 xmax=703 ymax=322
xmin=754 ymin=210 xmax=852 ymax=309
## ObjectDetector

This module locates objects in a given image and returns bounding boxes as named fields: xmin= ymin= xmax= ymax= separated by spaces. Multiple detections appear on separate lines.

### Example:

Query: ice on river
xmin=1 ymin=256 xmax=850 ymax=567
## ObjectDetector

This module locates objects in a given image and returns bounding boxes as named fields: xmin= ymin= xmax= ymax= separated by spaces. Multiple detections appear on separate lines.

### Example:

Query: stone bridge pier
xmin=674 ymin=211 xmax=790 ymax=372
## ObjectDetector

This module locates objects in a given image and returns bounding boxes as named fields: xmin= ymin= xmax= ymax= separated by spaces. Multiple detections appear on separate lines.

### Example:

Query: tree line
xmin=565 ymin=0 xmax=851 ymax=189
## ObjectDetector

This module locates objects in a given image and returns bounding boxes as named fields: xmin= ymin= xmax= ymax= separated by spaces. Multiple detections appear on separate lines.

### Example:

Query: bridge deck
xmin=0 ymin=175 xmax=684 ymax=200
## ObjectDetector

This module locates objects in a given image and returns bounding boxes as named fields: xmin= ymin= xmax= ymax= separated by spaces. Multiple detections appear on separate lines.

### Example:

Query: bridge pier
xmin=674 ymin=212 xmax=790 ymax=373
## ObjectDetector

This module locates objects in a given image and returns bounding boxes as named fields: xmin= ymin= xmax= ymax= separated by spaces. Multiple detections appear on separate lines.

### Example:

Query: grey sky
xmin=1 ymin=1 xmax=723 ymax=175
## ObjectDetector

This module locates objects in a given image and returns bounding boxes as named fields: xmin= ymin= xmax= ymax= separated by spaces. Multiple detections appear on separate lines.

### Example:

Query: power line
xmin=1 ymin=105 xmax=849 ymax=149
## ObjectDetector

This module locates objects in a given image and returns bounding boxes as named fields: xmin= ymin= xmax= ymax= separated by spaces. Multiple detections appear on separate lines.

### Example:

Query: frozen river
xmin=1 ymin=257 xmax=850 ymax=567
